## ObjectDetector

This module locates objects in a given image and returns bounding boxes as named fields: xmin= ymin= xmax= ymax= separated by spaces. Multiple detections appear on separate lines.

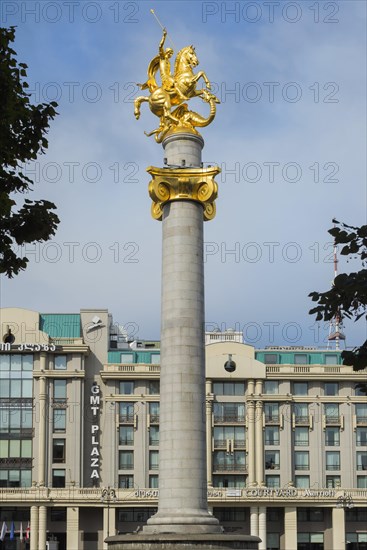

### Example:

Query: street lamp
xmin=101 ymin=486 xmax=117 ymax=537
xmin=336 ymin=491 xmax=354 ymax=509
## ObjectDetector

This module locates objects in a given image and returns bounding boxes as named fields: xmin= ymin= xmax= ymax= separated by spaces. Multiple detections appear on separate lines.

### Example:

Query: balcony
xmin=265 ymin=416 xmax=280 ymax=424
xmin=119 ymin=414 xmax=135 ymax=424
xmin=356 ymin=417 xmax=367 ymax=425
xmin=213 ymin=464 xmax=247 ymax=472
xmin=294 ymin=465 xmax=310 ymax=471
xmin=326 ymin=464 xmax=340 ymax=471
xmin=213 ymin=440 xmax=246 ymax=449
xmin=325 ymin=416 xmax=341 ymax=425
xmin=149 ymin=415 xmax=160 ymax=424
xmin=214 ymin=416 xmax=245 ymax=424
xmin=295 ymin=416 xmax=309 ymax=425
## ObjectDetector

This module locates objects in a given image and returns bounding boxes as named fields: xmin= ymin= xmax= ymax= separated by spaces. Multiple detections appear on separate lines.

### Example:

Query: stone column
xmin=206 ymin=382 xmax=213 ymax=487
xmin=67 ymin=507 xmax=79 ymax=550
xmin=30 ymin=506 xmax=39 ymax=550
xmin=255 ymin=401 xmax=264 ymax=486
xmin=38 ymin=353 xmax=47 ymax=486
xmin=258 ymin=507 xmax=266 ymax=550
xmin=250 ymin=507 xmax=259 ymax=537
xmin=144 ymin=133 xmax=220 ymax=534
xmin=332 ymin=507 xmax=345 ymax=550
xmin=284 ymin=507 xmax=297 ymax=550
xmin=38 ymin=505 xmax=47 ymax=550
xmin=247 ymin=401 xmax=256 ymax=486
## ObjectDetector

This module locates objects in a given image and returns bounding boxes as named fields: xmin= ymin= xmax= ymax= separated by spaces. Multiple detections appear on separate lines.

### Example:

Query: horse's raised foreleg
xmin=134 ymin=96 xmax=149 ymax=120
xmin=193 ymin=71 xmax=211 ymax=89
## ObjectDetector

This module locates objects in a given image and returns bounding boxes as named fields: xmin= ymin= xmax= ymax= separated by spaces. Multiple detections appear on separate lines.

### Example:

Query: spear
xmin=150 ymin=9 xmax=176 ymax=50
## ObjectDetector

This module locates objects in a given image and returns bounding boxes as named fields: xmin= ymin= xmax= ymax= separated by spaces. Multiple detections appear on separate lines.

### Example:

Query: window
xmin=345 ymin=508 xmax=367 ymax=522
xmin=52 ymin=439 xmax=65 ymax=463
xmin=52 ymin=469 xmax=65 ymax=488
xmin=346 ymin=533 xmax=367 ymax=546
xmin=264 ymin=354 xmax=278 ymax=364
xmin=149 ymin=475 xmax=159 ymax=488
xmin=326 ymin=475 xmax=340 ymax=488
xmin=213 ymin=382 xmax=245 ymax=396
xmin=213 ymin=475 xmax=245 ymax=488
xmin=119 ymin=475 xmax=134 ymax=488
xmin=357 ymin=476 xmax=367 ymax=488
xmin=325 ymin=354 xmax=338 ymax=365
xmin=298 ymin=508 xmax=324 ymax=522
xmin=213 ymin=402 xmax=245 ymax=423
xmin=294 ymin=354 xmax=308 ymax=365
xmin=50 ymin=508 xmax=67 ymax=522
xmin=148 ymin=381 xmax=160 ymax=395
xmin=266 ymin=475 xmax=280 ymax=488
xmin=294 ymin=427 xmax=309 ymax=446
xmin=0 ymin=439 xmax=32 ymax=458
xmin=149 ymin=426 xmax=159 ymax=446
xmin=119 ymin=426 xmax=134 ymax=445
xmin=324 ymin=403 xmax=339 ymax=422
xmin=120 ymin=353 xmax=134 ymax=363
xmin=53 ymin=409 xmax=66 ymax=432
xmin=150 ymin=354 xmax=160 ymax=364
xmin=149 ymin=451 xmax=159 ymax=470
xmin=326 ymin=451 xmax=340 ymax=470
xmin=265 ymin=426 xmax=279 ymax=446
xmin=267 ymin=508 xmax=282 ymax=522
xmin=264 ymin=403 xmax=279 ymax=423
xmin=119 ymin=381 xmax=134 ymax=395
xmin=213 ymin=451 xmax=246 ymax=471
xmin=355 ymin=385 xmax=367 ymax=396
xmin=213 ymin=426 xmax=245 ymax=447
xmin=324 ymin=382 xmax=339 ymax=395
xmin=119 ymin=402 xmax=135 ymax=423
xmin=119 ymin=451 xmax=133 ymax=470
xmin=213 ymin=508 xmax=246 ymax=522
xmin=295 ymin=451 xmax=309 ymax=470
xmin=355 ymin=403 xmax=367 ymax=422
xmin=264 ymin=381 xmax=279 ymax=395
xmin=265 ymin=450 xmax=280 ymax=470
xmin=54 ymin=380 xmax=67 ymax=400
xmin=117 ymin=508 xmax=157 ymax=523
xmin=293 ymin=382 xmax=308 ymax=396
xmin=295 ymin=476 xmax=310 ymax=489
xmin=149 ymin=402 xmax=160 ymax=422
xmin=54 ymin=356 xmax=67 ymax=370
xmin=297 ymin=533 xmax=323 ymax=548
xmin=356 ymin=427 xmax=367 ymax=446
xmin=267 ymin=533 xmax=280 ymax=550
xmin=325 ymin=427 xmax=340 ymax=446
xmin=356 ymin=452 xmax=367 ymax=471
xmin=294 ymin=403 xmax=308 ymax=422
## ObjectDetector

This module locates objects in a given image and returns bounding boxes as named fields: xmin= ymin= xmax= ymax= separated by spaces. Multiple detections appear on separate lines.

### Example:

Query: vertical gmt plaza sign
xmin=90 ymin=383 xmax=101 ymax=481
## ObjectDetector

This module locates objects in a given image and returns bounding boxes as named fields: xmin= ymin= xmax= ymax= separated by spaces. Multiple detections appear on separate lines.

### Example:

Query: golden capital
xmin=147 ymin=165 xmax=220 ymax=221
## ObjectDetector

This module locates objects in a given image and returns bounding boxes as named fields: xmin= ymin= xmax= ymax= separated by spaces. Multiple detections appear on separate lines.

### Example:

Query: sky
xmin=1 ymin=0 xmax=366 ymax=349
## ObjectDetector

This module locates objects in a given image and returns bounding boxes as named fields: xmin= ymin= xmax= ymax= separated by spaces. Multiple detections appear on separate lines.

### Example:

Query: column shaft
xmin=30 ymin=506 xmax=39 ymax=550
xmin=38 ymin=505 xmax=47 ymax=550
xmin=258 ymin=506 xmax=266 ymax=550
xmin=284 ymin=506 xmax=297 ymax=550
xmin=332 ymin=507 xmax=345 ymax=550
xmin=206 ymin=381 xmax=213 ymax=487
xmin=38 ymin=354 xmax=47 ymax=485
xmin=247 ymin=402 xmax=256 ymax=486
xmin=67 ymin=506 xmax=79 ymax=550
xmin=250 ymin=507 xmax=259 ymax=537
xmin=255 ymin=401 xmax=264 ymax=486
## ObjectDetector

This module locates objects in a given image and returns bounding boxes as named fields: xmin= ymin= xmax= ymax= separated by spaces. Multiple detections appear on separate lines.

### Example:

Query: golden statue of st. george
xmin=134 ymin=28 xmax=220 ymax=143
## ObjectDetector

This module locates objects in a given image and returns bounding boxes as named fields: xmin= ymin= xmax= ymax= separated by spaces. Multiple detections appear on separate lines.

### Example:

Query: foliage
xmin=309 ymin=220 xmax=367 ymax=392
xmin=0 ymin=26 xmax=59 ymax=277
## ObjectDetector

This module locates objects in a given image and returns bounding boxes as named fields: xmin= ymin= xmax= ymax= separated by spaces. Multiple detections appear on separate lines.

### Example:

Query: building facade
xmin=0 ymin=307 xmax=366 ymax=550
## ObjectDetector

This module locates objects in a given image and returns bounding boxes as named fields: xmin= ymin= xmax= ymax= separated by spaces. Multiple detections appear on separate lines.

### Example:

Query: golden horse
xmin=134 ymin=45 xmax=216 ymax=136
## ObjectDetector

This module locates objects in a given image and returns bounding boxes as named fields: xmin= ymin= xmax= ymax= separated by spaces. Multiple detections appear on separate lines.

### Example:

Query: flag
xmin=10 ymin=521 xmax=15 ymax=540
xmin=0 ymin=521 xmax=7 ymax=541
xmin=26 ymin=521 xmax=30 ymax=540
xmin=20 ymin=522 xmax=24 ymax=541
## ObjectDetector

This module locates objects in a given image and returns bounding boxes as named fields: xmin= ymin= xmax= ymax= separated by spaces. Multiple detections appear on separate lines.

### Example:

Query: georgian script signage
xmin=90 ymin=384 xmax=101 ymax=480
xmin=0 ymin=342 xmax=56 ymax=352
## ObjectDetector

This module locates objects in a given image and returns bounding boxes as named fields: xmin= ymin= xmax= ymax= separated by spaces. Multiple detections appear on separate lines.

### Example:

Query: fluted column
xmin=38 ymin=353 xmax=47 ymax=486
xmin=250 ymin=507 xmax=259 ymax=537
xmin=255 ymin=401 xmax=264 ymax=486
xmin=30 ymin=506 xmax=39 ymax=550
xmin=67 ymin=507 xmax=79 ymax=550
xmin=258 ymin=507 xmax=266 ymax=550
xmin=332 ymin=507 xmax=345 ymax=550
xmin=206 ymin=381 xmax=213 ymax=487
xmin=284 ymin=507 xmax=297 ymax=550
xmin=247 ymin=401 xmax=256 ymax=486
xmin=38 ymin=505 xmax=47 ymax=550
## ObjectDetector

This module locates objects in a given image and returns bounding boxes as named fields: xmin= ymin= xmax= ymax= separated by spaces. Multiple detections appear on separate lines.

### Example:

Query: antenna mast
xmin=327 ymin=238 xmax=346 ymax=350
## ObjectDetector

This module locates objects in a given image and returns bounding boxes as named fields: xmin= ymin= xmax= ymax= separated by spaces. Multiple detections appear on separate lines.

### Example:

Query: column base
xmin=143 ymin=509 xmax=222 ymax=535
xmin=106 ymin=533 xmax=261 ymax=549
